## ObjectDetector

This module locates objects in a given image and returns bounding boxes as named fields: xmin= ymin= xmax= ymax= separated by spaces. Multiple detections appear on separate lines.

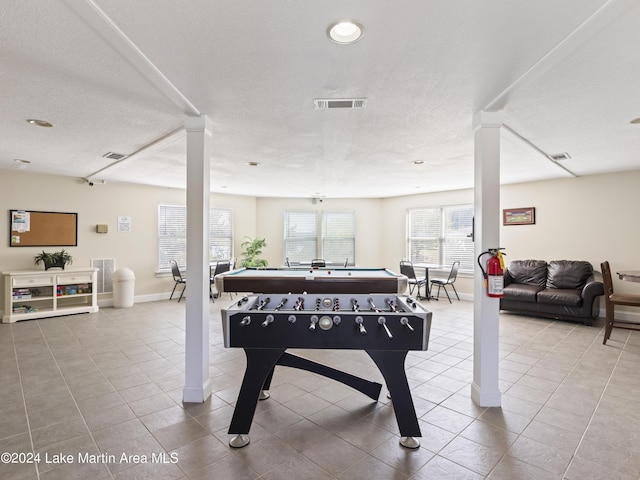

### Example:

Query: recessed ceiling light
xmin=413 ymin=160 xmax=424 ymax=165
xmin=26 ymin=119 xmax=53 ymax=127
xmin=246 ymin=162 xmax=260 ymax=167
xmin=631 ymin=117 xmax=640 ymax=124
xmin=327 ymin=21 xmax=363 ymax=44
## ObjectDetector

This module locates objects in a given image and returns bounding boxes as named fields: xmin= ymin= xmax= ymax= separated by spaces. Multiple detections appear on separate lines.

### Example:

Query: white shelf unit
xmin=2 ymin=268 xmax=99 ymax=323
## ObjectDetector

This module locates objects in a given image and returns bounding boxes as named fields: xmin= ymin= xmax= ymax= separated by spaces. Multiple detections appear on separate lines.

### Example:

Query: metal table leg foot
xmin=229 ymin=435 xmax=250 ymax=448
xmin=400 ymin=436 xmax=420 ymax=449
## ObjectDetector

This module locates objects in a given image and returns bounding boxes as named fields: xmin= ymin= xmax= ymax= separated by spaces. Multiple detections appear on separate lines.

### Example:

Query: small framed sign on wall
xmin=503 ymin=207 xmax=535 ymax=226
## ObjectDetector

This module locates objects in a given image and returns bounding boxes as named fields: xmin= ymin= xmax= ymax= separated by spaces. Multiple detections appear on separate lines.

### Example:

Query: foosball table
xmin=221 ymin=293 xmax=432 ymax=449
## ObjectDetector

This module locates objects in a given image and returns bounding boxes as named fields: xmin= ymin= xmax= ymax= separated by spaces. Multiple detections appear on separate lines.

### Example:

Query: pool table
xmin=214 ymin=267 xmax=408 ymax=294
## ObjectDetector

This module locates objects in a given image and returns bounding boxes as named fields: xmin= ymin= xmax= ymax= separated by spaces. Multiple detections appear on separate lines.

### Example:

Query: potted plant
xmin=240 ymin=236 xmax=268 ymax=268
xmin=34 ymin=249 xmax=74 ymax=270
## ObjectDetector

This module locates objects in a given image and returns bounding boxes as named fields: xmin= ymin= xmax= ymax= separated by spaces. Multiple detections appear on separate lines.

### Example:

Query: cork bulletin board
xmin=9 ymin=210 xmax=78 ymax=247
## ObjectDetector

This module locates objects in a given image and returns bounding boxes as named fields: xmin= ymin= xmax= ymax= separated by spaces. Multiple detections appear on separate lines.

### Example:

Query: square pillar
xmin=471 ymin=111 xmax=502 ymax=407
xmin=183 ymin=115 xmax=212 ymax=403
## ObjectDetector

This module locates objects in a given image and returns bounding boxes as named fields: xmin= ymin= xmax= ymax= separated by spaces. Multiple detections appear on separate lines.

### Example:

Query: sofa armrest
xmin=581 ymin=279 xmax=604 ymax=303
xmin=503 ymin=269 xmax=515 ymax=287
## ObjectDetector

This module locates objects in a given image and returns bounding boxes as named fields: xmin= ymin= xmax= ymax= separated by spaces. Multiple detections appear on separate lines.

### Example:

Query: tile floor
xmin=1 ymin=296 xmax=640 ymax=480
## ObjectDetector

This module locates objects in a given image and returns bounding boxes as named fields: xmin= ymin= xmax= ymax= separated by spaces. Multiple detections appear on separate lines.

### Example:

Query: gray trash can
xmin=112 ymin=268 xmax=135 ymax=308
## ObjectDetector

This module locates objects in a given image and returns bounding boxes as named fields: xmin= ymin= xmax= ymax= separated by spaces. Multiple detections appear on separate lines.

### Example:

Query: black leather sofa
xmin=500 ymin=260 xmax=604 ymax=325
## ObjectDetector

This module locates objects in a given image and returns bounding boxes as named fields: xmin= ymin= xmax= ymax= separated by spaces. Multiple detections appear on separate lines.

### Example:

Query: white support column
xmin=183 ymin=115 xmax=212 ymax=403
xmin=471 ymin=111 xmax=502 ymax=407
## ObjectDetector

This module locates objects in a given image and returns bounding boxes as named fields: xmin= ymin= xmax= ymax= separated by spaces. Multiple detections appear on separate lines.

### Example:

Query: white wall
xmin=3 ymin=168 xmax=639 ymax=314
xmin=381 ymin=188 xmax=476 ymax=295
xmin=255 ymin=197 xmax=384 ymax=268
xmin=0 ymin=170 xmax=256 ymax=312
xmin=382 ymin=170 xmax=640 ymax=301
xmin=500 ymin=171 xmax=640 ymax=296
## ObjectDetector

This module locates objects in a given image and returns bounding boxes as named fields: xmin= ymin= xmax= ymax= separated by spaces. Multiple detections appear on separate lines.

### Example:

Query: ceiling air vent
xmin=314 ymin=98 xmax=367 ymax=110
xmin=102 ymin=152 xmax=127 ymax=160
xmin=548 ymin=152 xmax=571 ymax=161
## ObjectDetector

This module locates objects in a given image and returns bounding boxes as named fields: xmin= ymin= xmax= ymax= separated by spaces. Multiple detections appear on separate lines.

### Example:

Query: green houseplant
xmin=34 ymin=249 xmax=74 ymax=270
xmin=240 ymin=236 xmax=268 ymax=268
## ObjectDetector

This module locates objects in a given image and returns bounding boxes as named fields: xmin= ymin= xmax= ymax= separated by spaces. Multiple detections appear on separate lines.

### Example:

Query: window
xmin=284 ymin=210 xmax=355 ymax=265
xmin=158 ymin=205 xmax=232 ymax=271
xmin=322 ymin=211 xmax=355 ymax=266
xmin=210 ymin=208 xmax=233 ymax=261
xmin=408 ymin=205 xmax=474 ymax=273
xmin=284 ymin=211 xmax=317 ymax=264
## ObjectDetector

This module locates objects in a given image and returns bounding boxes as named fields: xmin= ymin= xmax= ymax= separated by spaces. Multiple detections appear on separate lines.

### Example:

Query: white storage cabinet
xmin=2 ymin=268 xmax=99 ymax=323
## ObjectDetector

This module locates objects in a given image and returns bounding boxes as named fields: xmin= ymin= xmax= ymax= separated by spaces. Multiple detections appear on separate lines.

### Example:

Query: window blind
xmin=284 ymin=211 xmax=317 ymax=263
xmin=159 ymin=204 xmax=187 ymax=270
xmin=322 ymin=211 xmax=355 ymax=265
xmin=408 ymin=205 xmax=473 ymax=272
xmin=158 ymin=205 xmax=232 ymax=271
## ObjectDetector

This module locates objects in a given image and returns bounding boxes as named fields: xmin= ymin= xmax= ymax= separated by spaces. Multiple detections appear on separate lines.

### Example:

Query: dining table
xmin=617 ymin=271 xmax=640 ymax=283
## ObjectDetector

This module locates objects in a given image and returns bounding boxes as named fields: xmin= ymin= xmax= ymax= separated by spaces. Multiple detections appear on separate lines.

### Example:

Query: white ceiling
xmin=1 ymin=0 xmax=639 ymax=198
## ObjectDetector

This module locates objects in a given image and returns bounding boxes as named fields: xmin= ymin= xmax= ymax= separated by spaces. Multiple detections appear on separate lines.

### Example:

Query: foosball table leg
xmin=259 ymin=365 xmax=276 ymax=400
xmin=366 ymin=350 xmax=421 ymax=449
xmin=228 ymin=348 xmax=286 ymax=448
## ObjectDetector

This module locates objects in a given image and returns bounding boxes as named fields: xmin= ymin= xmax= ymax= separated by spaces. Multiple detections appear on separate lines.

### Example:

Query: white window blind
xmin=159 ymin=205 xmax=187 ymax=270
xmin=408 ymin=205 xmax=473 ymax=273
xmin=158 ymin=205 xmax=232 ymax=271
xmin=210 ymin=208 xmax=233 ymax=261
xmin=442 ymin=205 xmax=474 ymax=272
xmin=322 ymin=211 xmax=355 ymax=266
xmin=284 ymin=211 xmax=317 ymax=264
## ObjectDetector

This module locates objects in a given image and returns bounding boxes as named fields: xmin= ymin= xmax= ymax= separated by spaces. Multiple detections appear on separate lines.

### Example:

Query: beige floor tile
xmin=152 ymin=418 xmax=211 ymax=451
xmin=411 ymin=455 xmax=484 ymax=480
xmin=1 ymin=298 xmax=638 ymax=479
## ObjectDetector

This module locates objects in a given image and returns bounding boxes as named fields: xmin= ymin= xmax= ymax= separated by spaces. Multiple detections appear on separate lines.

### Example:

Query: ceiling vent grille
xmin=549 ymin=152 xmax=571 ymax=161
xmin=102 ymin=152 xmax=127 ymax=160
xmin=314 ymin=98 xmax=367 ymax=110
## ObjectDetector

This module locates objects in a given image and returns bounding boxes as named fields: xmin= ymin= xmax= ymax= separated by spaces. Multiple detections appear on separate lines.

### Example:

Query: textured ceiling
xmin=1 ymin=0 xmax=638 ymax=198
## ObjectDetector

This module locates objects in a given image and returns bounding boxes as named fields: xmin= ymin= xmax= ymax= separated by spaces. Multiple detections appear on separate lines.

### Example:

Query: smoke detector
xmin=314 ymin=98 xmax=367 ymax=110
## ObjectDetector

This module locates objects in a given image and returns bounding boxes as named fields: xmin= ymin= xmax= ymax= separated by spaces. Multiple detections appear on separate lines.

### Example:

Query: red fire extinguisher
xmin=477 ymin=248 xmax=506 ymax=298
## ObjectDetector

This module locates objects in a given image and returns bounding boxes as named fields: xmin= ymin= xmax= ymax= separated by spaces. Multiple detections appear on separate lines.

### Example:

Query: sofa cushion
xmin=536 ymin=288 xmax=583 ymax=307
xmin=503 ymin=283 xmax=543 ymax=303
xmin=546 ymin=260 xmax=593 ymax=290
xmin=507 ymin=260 xmax=548 ymax=287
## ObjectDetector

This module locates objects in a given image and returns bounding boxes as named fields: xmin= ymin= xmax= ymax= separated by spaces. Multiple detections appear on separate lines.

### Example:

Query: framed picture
xmin=503 ymin=207 xmax=535 ymax=226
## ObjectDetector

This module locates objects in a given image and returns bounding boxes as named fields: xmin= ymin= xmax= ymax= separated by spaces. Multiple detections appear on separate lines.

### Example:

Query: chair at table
xmin=210 ymin=260 xmax=232 ymax=301
xmin=430 ymin=261 xmax=460 ymax=303
xmin=399 ymin=260 xmax=427 ymax=299
xmin=311 ymin=259 xmax=326 ymax=268
xmin=170 ymin=260 xmax=186 ymax=302
xmin=601 ymin=261 xmax=640 ymax=345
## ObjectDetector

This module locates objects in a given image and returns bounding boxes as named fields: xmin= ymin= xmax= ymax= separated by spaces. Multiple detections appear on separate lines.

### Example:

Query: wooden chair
xmin=430 ymin=261 xmax=460 ymax=303
xmin=399 ymin=260 xmax=427 ymax=299
xmin=601 ymin=261 xmax=640 ymax=344
xmin=170 ymin=260 xmax=186 ymax=302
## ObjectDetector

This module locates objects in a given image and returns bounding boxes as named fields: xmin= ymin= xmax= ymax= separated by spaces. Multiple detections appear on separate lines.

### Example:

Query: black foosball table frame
xmin=221 ymin=293 xmax=432 ymax=449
